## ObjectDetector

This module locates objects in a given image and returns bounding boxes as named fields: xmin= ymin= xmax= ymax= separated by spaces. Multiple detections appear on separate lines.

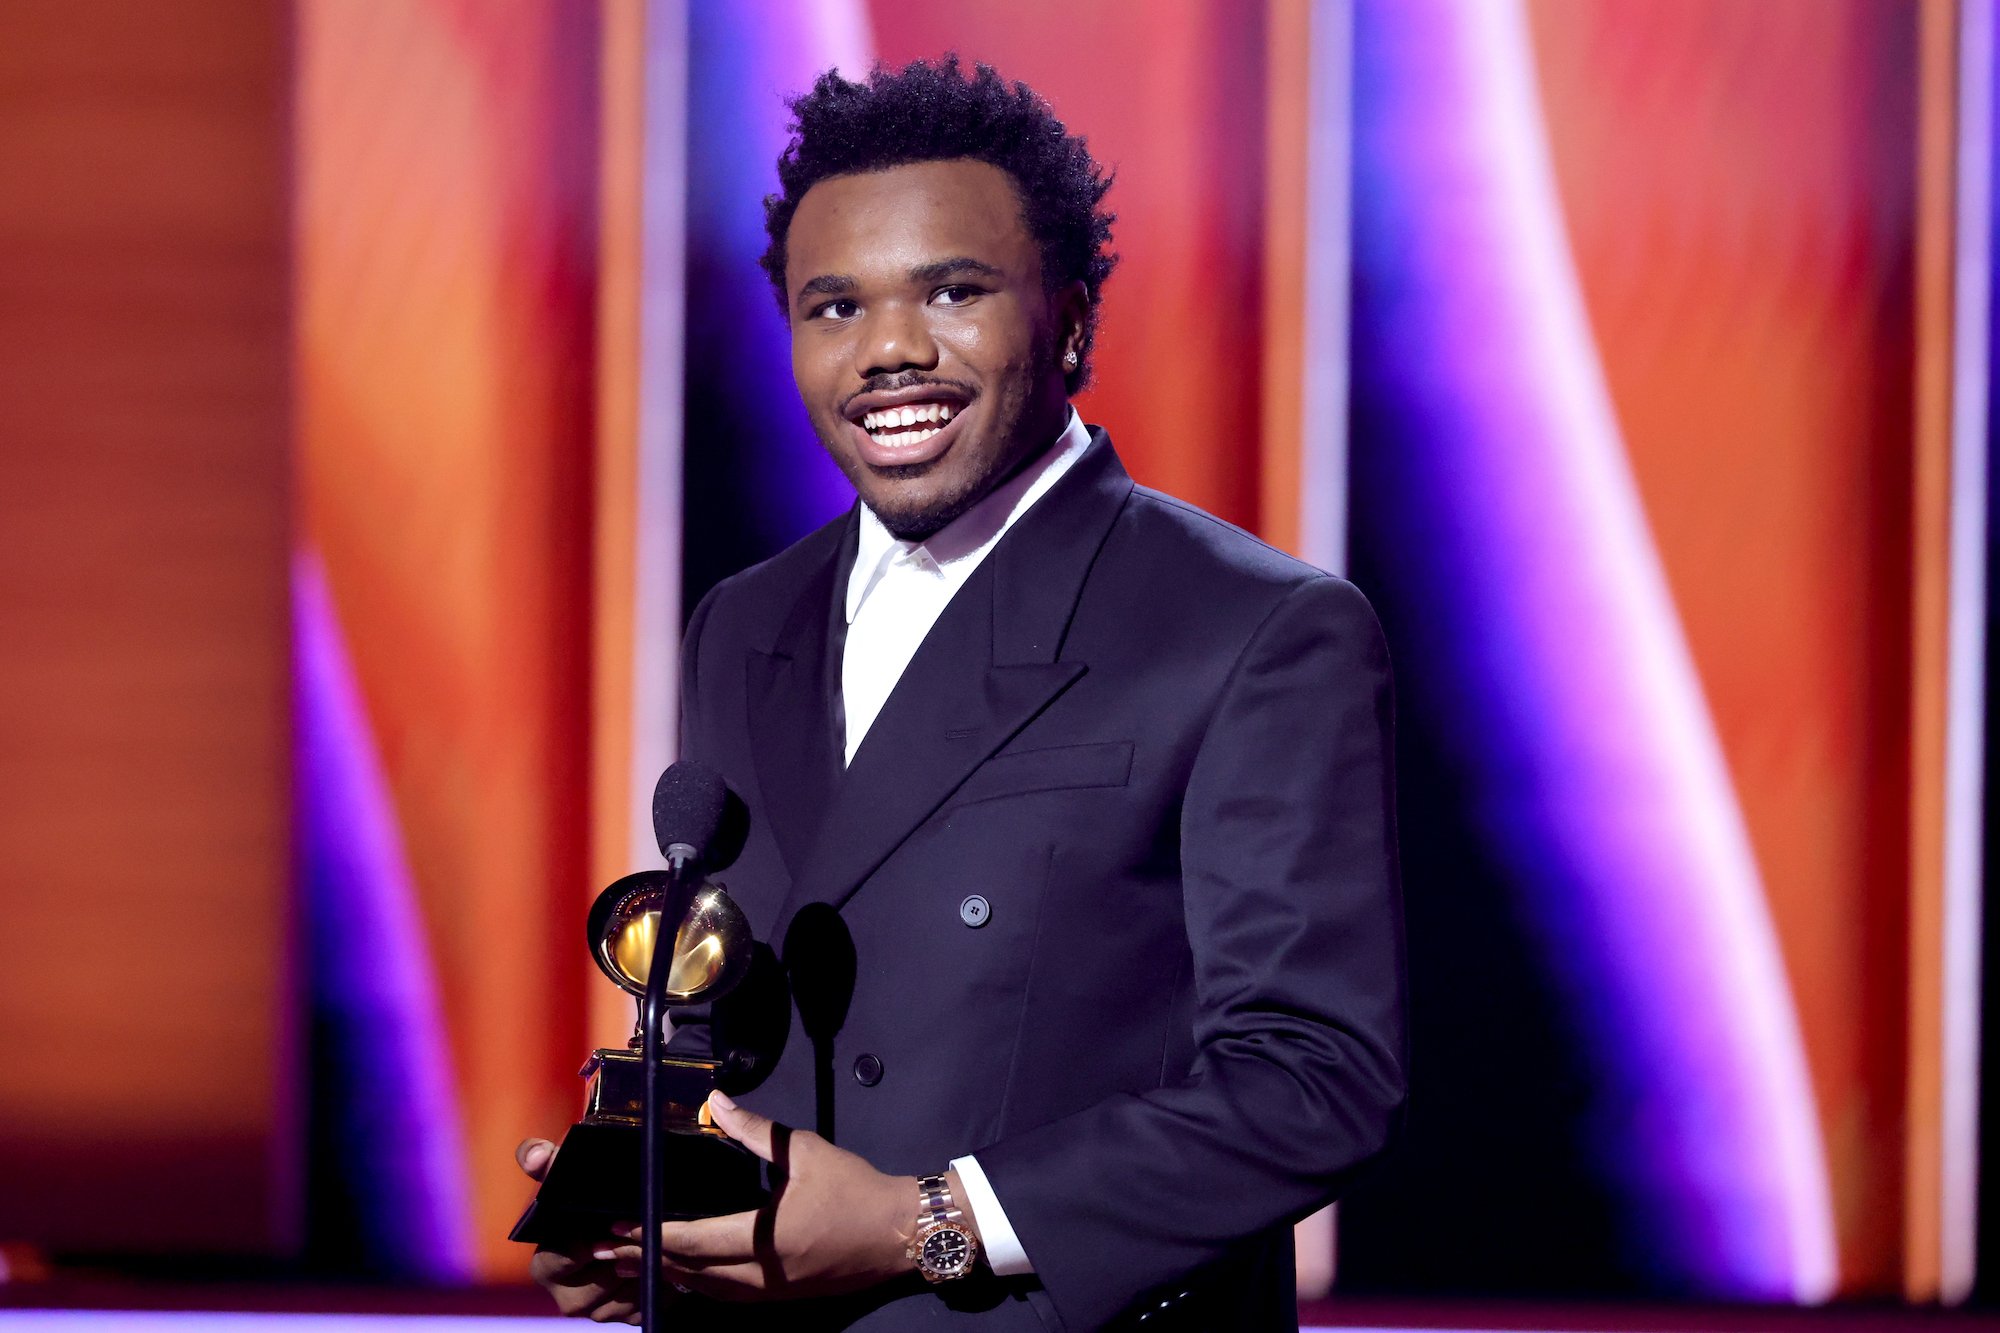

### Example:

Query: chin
xmin=865 ymin=480 xmax=981 ymax=542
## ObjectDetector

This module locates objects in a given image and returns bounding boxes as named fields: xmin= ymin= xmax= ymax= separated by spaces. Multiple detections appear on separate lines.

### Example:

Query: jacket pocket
xmin=949 ymin=740 xmax=1134 ymax=808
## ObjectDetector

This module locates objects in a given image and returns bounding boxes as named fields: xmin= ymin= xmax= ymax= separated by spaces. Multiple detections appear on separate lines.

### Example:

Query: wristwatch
xmin=908 ymin=1173 xmax=980 ymax=1282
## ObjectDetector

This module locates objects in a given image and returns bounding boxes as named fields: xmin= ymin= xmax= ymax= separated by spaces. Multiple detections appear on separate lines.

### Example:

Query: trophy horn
xmin=586 ymin=869 xmax=753 ymax=1005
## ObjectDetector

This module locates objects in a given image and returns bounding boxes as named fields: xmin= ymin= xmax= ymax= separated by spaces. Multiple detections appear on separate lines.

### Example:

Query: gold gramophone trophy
xmin=509 ymin=867 xmax=766 ymax=1245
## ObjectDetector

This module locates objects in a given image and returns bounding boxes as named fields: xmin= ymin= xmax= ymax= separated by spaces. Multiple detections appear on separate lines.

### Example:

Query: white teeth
xmin=874 ymin=426 xmax=941 ymax=447
xmin=861 ymin=402 xmax=959 ymax=434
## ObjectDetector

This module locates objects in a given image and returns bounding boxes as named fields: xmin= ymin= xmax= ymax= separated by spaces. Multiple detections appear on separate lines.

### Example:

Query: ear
xmin=1054 ymin=280 xmax=1090 ymax=362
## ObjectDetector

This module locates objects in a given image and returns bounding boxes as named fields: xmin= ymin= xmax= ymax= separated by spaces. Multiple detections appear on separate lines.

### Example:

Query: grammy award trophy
xmin=508 ymin=866 xmax=766 ymax=1246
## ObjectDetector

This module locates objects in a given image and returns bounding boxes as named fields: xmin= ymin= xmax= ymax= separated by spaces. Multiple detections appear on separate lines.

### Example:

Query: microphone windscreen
xmin=652 ymin=760 xmax=729 ymax=862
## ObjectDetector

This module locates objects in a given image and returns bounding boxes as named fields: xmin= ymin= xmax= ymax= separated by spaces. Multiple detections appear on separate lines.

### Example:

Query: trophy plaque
xmin=509 ymin=869 xmax=768 ymax=1246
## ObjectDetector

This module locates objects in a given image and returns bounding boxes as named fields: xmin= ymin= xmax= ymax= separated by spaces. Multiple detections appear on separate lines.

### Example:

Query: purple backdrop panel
xmin=680 ymin=0 xmax=872 ymax=605
xmin=1344 ymin=0 xmax=1833 ymax=1299
xmin=295 ymin=556 xmax=474 ymax=1278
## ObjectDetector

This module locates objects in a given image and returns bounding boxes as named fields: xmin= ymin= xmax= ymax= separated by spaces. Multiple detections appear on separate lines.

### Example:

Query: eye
xmin=810 ymin=298 xmax=859 ymax=321
xmin=932 ymin=284 xmax=983 ymax=307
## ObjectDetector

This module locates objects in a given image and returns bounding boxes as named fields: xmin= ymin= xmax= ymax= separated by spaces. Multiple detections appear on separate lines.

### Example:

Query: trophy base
xmin=508 ymin=1049 xmax=767 ymax=1247
xmin=508 ymin=1119 xmax=767 ymax=1246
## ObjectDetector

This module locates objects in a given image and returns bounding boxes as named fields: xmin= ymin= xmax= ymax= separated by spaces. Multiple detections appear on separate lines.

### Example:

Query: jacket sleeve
xmin=972 ymin=575 xmax=1408 ymax=1330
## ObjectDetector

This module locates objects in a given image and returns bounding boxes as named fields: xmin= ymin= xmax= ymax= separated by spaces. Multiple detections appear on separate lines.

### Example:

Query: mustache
xmin=839 ymin=373 xmax=977 ymax=415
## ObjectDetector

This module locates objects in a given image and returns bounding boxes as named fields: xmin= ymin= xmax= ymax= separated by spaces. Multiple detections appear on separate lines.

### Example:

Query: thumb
xmin=705 ymin=1090 xmax=779 ymax=1164
xmin=515 ymin=1137 xmax=557 ymax=1181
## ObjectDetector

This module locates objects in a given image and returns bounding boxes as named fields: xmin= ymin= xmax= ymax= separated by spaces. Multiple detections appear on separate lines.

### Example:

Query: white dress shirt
xmin=840 ymin=408 xmax=1093 ymax=1276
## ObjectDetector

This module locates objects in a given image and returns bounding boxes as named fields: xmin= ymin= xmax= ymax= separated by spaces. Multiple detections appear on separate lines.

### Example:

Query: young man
xmin=521 ymin=57 xmax=1405 ymax=1330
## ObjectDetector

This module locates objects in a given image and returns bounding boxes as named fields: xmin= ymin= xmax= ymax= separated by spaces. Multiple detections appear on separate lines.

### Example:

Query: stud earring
xmin=1064 ymin=348 xmax=1079 ymax=369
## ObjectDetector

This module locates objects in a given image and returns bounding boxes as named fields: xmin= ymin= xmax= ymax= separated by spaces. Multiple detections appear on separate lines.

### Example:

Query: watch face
xmin=921 ymin=1225 xmax=973 ymax=1276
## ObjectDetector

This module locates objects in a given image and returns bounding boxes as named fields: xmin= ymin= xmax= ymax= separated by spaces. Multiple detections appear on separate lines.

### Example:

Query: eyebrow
xmin=794 ymin=272 xmax=857 ymax=305
xmin=792 ymin=256 xmax=1005 ymax=310
xmin=909 ymin=256 xmax=1004 ymax=285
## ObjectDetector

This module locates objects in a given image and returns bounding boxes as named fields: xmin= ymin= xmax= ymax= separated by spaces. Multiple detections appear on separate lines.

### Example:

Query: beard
xmin=813 ymin=340 xmax=1064 ymax=542
xmin=860 ymin=457 xmax=993 ymax=541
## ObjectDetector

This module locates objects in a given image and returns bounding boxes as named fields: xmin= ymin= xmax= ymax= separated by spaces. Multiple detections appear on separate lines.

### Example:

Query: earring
xmin=1064 ymin=349 xmax=1079 ymax=369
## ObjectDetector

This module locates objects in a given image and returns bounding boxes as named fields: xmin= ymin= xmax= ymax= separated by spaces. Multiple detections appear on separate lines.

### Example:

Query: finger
xmin=582 ymin=1275 xmax=686 ymax=1322
xmin=658 ymin=1259 xmax=771 ymax=1301
xmin=515 ymin=1137 xmax=557 ymax=1181
xmin=708 ymin=1089 xmax=788 ymax=1164
xmin=609 ymin=1245 xmax=731 ymax=1278
xmin=664 ymin=1211 xmax=762 ymax=1265
xmin=530 ymin=1240 xmax=598 ymax=1284
xmin=607 ymin=1211 xmax=760 ymax=1266
xmin=545 ymin=1267 xmax=617 ymax=1317
xmin=584 ymin=1278 xmax=641 ymax=1323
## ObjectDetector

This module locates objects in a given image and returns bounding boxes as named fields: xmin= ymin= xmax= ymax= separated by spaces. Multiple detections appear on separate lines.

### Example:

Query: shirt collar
xmin=846 ymin=408 xmax=1093 ymax=624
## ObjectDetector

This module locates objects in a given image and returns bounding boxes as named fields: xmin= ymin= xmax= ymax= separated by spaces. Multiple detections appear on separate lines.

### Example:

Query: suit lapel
xmin=772 ymin=431 xmax=1135 ymax=937
xmin=745 ymin=514 xmax=854 ymax=883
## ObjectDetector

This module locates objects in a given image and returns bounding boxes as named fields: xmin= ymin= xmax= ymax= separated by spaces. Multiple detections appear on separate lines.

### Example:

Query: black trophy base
xmin=508 ymin=1121 xmax=768 ymax=1247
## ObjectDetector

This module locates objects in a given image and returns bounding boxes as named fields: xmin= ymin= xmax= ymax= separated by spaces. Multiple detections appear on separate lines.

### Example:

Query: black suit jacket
xmin=671 ymin=430 xmax=1406 ymax=1331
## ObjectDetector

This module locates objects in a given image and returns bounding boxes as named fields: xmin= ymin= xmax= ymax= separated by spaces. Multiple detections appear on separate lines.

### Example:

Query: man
xmin=520 ymin=57 xmax=1405 ymax=1330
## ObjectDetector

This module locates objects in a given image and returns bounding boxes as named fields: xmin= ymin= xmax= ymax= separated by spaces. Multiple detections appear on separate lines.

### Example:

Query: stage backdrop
xmin=0 ymin=0 xmax=1988 ymax=1307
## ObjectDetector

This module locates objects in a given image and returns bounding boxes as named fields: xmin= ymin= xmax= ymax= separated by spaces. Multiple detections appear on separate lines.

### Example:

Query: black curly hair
xmin=761 ymin=56 xmax=1118 ymax=393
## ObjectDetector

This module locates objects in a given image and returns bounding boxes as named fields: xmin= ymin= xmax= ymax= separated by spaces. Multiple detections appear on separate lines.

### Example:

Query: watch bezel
xmin=913 ymin=1218 xmax=979 ymax=1282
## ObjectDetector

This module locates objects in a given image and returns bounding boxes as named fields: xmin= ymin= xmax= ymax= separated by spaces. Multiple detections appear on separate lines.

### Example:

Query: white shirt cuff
xmin=950 ymin=1154 xmax=1034 ymax=1276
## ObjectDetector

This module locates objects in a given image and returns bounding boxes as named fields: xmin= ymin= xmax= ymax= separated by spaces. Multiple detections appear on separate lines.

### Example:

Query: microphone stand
xmin=640 ymin=841 xmax=701 ymax=1333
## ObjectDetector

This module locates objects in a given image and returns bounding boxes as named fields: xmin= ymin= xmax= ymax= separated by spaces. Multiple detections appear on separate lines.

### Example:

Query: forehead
xmin=784 ymin=158 xmax=1039 ymax=288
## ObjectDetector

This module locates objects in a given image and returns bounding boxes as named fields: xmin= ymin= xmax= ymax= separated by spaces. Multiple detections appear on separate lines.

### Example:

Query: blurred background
xmin=4 ymin=0 xmax=1998 ymax=1328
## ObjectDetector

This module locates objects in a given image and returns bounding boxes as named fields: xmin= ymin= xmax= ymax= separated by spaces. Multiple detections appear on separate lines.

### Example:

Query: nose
xmin=855 ymin=300 xmax=938 ymax=378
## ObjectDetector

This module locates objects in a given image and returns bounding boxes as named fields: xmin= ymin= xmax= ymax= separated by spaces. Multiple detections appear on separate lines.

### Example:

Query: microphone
xmin=641 ymin=759 xmax=731 ymax=1333
xmin=652 ymin=760 xmax=729 ymax=872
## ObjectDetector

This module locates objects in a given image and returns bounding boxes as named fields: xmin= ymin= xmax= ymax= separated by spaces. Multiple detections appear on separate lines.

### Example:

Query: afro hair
xmin=761 ymin=56 xmax=1118 ymax=393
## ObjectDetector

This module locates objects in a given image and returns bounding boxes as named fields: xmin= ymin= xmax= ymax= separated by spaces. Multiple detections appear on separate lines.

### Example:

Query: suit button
xmin=852 ymin=1053 xmax=884 ymax=1086
xmin=959 ymin=895 xmax=990 ymax=927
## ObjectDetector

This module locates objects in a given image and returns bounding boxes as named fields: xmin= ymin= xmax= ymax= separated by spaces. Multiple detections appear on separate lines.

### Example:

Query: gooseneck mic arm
xmin=640 ymin=840 xmax=697 ymax=1333
xmin=641 ymin=763 xmax=728 ymax=1333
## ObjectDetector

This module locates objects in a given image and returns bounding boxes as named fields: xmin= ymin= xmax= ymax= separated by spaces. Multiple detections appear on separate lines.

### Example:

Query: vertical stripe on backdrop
xmin=589 ymin=0 xmax=648 ymax=1047
xmin=1910 ymin=0 xmax=1961 ymax=1298
xmin=587 ymin=0 xmax=696 ymax=1052
xmin=1941 ymin=0 xmax=1994 ymax=1301
xmin=1300 ymin=0 xmax=1354 ymax=576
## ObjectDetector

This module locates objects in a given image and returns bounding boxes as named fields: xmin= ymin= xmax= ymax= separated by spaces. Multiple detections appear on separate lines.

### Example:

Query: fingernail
xmin=591 ymin=1246 xmax=618 ymax=1261
xmin=708 ymin=1090 xmax=736 ymax=1112
xmin=611 ymin=1222 xmax=638 ymax=1239
xmin=523 ymin=1142 xmax=552 ymax=1171
xmin=614 ymin=1261 xmax=638 ymax=1278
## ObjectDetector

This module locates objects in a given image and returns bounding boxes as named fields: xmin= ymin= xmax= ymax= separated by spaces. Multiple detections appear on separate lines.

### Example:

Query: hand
xmin=605 ymin=1091 xmax=916 ymax=1302
xmin=517 ymin=1137 xmax=673 ymax=1325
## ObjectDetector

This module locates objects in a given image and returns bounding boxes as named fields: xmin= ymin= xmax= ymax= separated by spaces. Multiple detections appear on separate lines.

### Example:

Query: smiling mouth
xmin=858 ymin=400 xmax=958 ymax=449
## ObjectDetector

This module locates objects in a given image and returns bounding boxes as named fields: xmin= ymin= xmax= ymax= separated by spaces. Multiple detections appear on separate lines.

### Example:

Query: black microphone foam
xmin=652 ymin=760 xmax=728 ymax=865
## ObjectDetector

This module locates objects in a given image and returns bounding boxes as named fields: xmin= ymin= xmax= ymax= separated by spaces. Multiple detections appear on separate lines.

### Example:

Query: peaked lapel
xmin=771 ymin=431 xmax=1136 ymax=941
xmin=745 ymin=513 xmax=855 ymax=882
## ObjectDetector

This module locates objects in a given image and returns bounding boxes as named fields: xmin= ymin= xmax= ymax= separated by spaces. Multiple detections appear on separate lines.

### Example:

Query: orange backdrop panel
xmin=1528 ymin=0 xmax=1921 ymax=1293
xmin=0 ymin=0 xmax=295 ymax=1256
xmin=295 ymin=0 xmax=600 ymax=1276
